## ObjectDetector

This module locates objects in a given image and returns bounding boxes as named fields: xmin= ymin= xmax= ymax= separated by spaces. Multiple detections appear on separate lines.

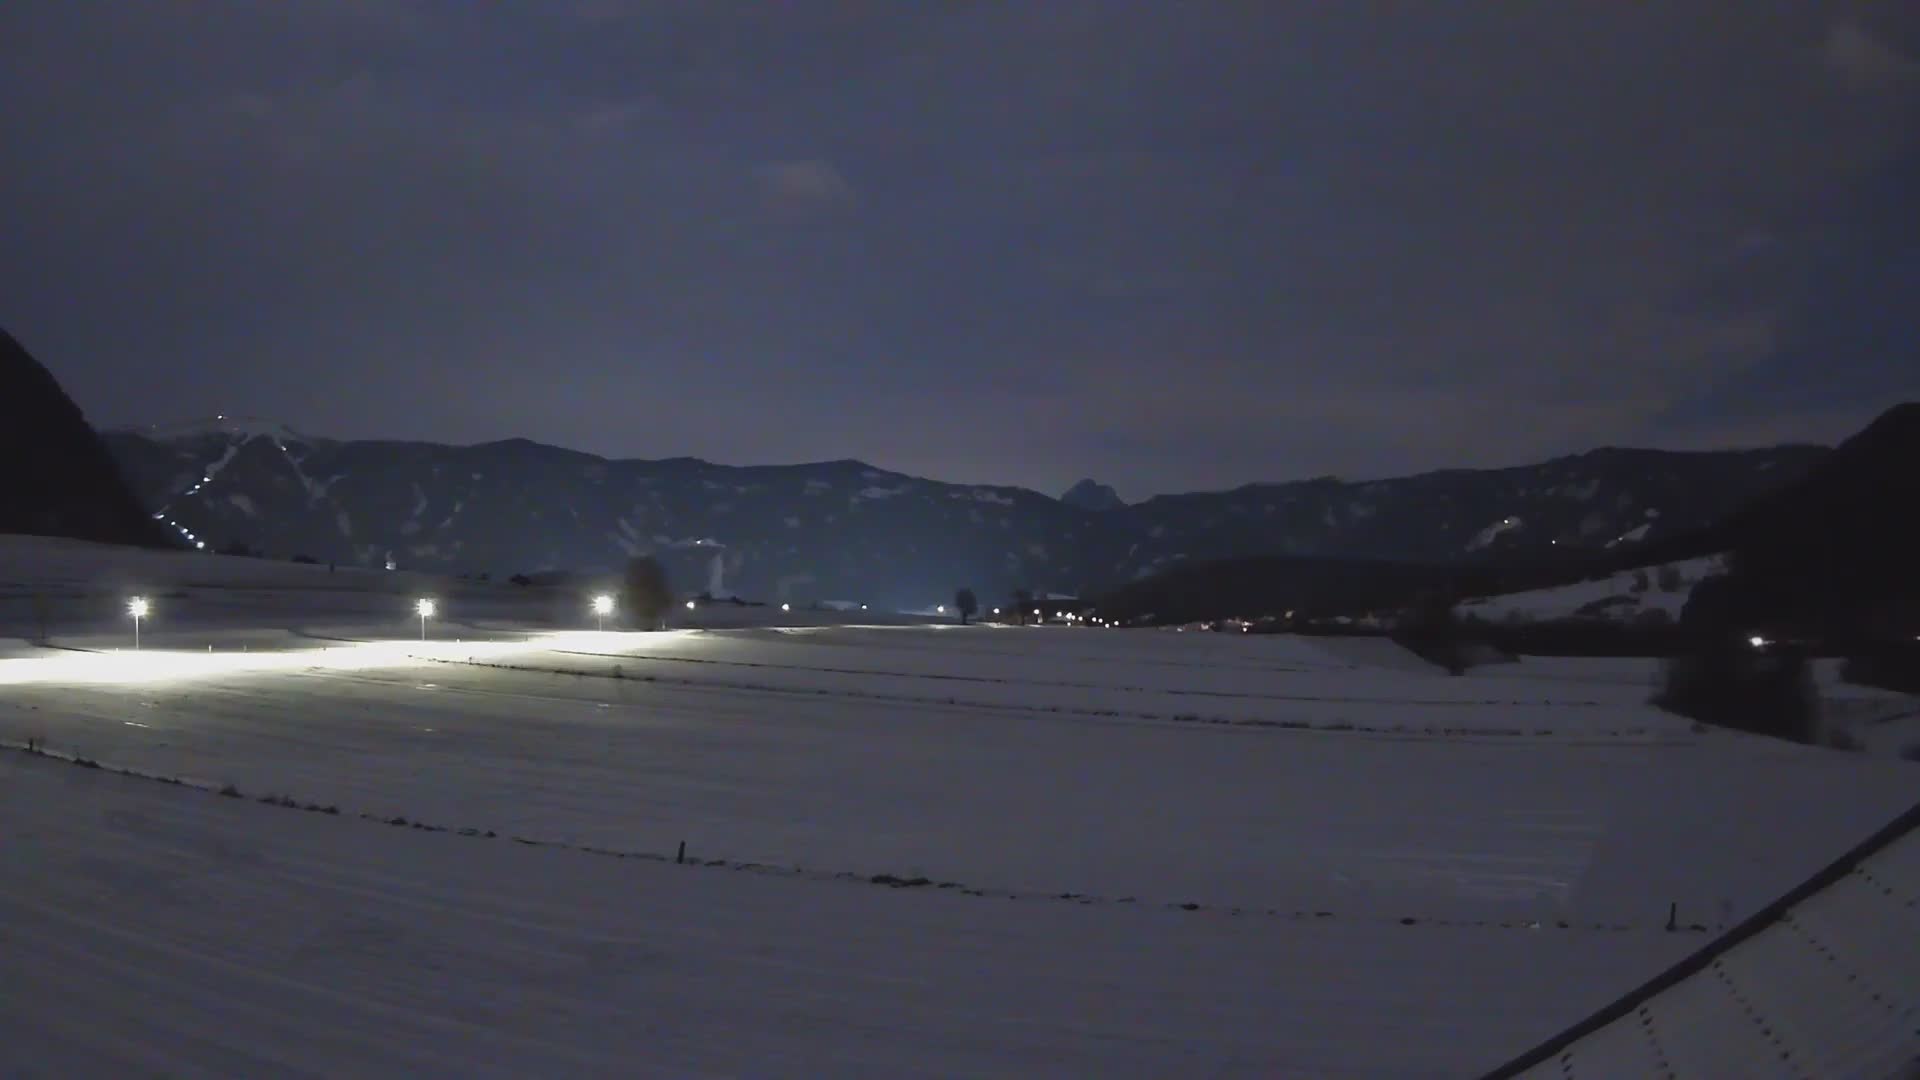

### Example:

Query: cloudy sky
xmin=2 ymin=2 xmax=1916 ymax=498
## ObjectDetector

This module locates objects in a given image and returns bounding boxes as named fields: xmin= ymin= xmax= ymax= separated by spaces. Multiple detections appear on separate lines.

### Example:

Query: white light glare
xmin=591 ymin=595 xmax=615 ymax=616
xmin=937 ymin=605 xmax=946 ymax=614
xmin=416 ymin=599 xmax=437 ymax=618
xmin=781 ymin=603 xmax=791 ymax=612
xmin=1748 ymin=634 xmax=1768 ymax=648
xmin=0 ymin=630 xmax=648 ymax=688
xmin=127 ymin=597 xmax=150 ymax=618
xmin=686 ymin=600 xmax=697 ymax=610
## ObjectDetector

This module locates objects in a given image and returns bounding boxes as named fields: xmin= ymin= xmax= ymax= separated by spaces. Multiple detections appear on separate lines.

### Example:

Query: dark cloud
xmin=1 ymin=2 xmax=1915 ymax=499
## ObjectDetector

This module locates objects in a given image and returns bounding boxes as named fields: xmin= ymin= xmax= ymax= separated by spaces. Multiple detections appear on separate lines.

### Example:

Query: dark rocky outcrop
xmin=0 ymin=328 xmax=170 ymax=548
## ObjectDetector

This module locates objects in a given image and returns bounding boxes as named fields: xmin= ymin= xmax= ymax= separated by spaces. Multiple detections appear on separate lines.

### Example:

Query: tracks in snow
xmin=411 ymin=652 xmax=1674 ymax=744
xmin=1 ymin=741 xmax=1715 ymax=937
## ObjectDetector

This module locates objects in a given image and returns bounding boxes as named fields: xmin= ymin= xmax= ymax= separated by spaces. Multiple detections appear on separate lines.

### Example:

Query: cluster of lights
xmin=154 ymin=509 xmax=206 ymax=550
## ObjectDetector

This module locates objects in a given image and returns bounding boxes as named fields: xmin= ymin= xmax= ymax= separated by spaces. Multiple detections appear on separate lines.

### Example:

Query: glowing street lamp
xmin=127 ymin=596 xmax=149 ymax=650
xmin=936 ymin=605 xmax=946 ymax=614
xmin=781 ymin=602 xmax=791 ymax=612
xmin=685 ymin=599 xmax=696 ymax=611
xmin=591 ymin=594 xmax=614 ymax=632
xmin=415 ymin=598 xmax=436 ymax=640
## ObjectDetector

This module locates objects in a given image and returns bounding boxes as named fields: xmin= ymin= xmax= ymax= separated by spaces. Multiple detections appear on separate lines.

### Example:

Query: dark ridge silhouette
xmin=1636 ymin=400 xmax=1919 ymax=643
xmin=1091 ymin=402 xmax=1917 ymax=641
xmin=0 ymin=327 xmax=173 ymax=548
xmin=1060 ymin=478 xmax=1124 ymax=512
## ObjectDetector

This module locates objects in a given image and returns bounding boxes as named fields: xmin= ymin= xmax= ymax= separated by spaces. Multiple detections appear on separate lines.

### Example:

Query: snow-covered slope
xmin=1461 ymin=556 xmax=1726 ymax=625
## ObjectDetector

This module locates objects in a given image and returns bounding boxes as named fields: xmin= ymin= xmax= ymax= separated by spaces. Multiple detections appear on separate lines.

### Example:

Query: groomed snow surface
xmin=3 ymin=537 xmax=1917 ymax=1076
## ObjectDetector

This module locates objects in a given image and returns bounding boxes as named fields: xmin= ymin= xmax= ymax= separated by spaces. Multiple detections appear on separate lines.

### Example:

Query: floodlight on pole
xmin=128 ymin=596 xmax=149 ymax=650
xmin=416 ymin=598 xmax=436 ymax=640
xmin=591 ymin=594 xmax=614 ymax=632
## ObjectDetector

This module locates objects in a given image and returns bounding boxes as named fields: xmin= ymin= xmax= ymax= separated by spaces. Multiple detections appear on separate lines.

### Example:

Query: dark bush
xmin=623 ymin=556 xmax=672 ymax=630
xmin=1839 ymin=643 xmax=1920 ymax=694
xmin=1654 ymin=637 xmax=1819 ymax=743
xmin=954 ymin=587 xmax=978 ymax=624
xmin=1392 ymin=590 xmax=1474 ymax=675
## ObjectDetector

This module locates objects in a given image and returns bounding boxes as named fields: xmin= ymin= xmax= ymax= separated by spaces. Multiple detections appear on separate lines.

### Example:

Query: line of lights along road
xmin=104 ymin=593 xmax=1111 ymax=653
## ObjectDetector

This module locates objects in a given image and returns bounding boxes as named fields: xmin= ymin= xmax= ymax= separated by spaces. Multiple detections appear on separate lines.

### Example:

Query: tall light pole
xmin=127 ymin=596 xmax=149 ymax=650
xmin=416 ymin=598 xmax=435 ymax=641
xmin=592 ymin=594 xmax=614 ymax=632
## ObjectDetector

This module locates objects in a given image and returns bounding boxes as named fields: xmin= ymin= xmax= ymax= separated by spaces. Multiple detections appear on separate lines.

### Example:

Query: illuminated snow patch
xmin=0 ymin=631 xmax=623 ymax=687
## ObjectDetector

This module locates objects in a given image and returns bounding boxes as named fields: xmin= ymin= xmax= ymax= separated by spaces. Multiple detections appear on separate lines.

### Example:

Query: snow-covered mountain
xmin=101 ymin=420 xmax=1824 ymax=606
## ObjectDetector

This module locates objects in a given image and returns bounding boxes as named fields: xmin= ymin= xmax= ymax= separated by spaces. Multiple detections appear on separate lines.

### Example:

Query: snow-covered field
xmin=3 ymin=537 xmax=1916 ymax=1076
xmin=1460 ymin=556 xmax=1723 ymax=625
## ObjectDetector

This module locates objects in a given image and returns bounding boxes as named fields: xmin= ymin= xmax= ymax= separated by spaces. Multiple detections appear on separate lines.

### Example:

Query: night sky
xmin=3 ymin=3 xmax=1916 ymax=499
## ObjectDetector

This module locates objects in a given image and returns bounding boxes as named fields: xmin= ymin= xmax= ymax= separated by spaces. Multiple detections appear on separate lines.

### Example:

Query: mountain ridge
xmin=101 ymin=420 xmax=1827 ymax=607
xmin=110 ymin=418 xmax=1832 ymax=503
